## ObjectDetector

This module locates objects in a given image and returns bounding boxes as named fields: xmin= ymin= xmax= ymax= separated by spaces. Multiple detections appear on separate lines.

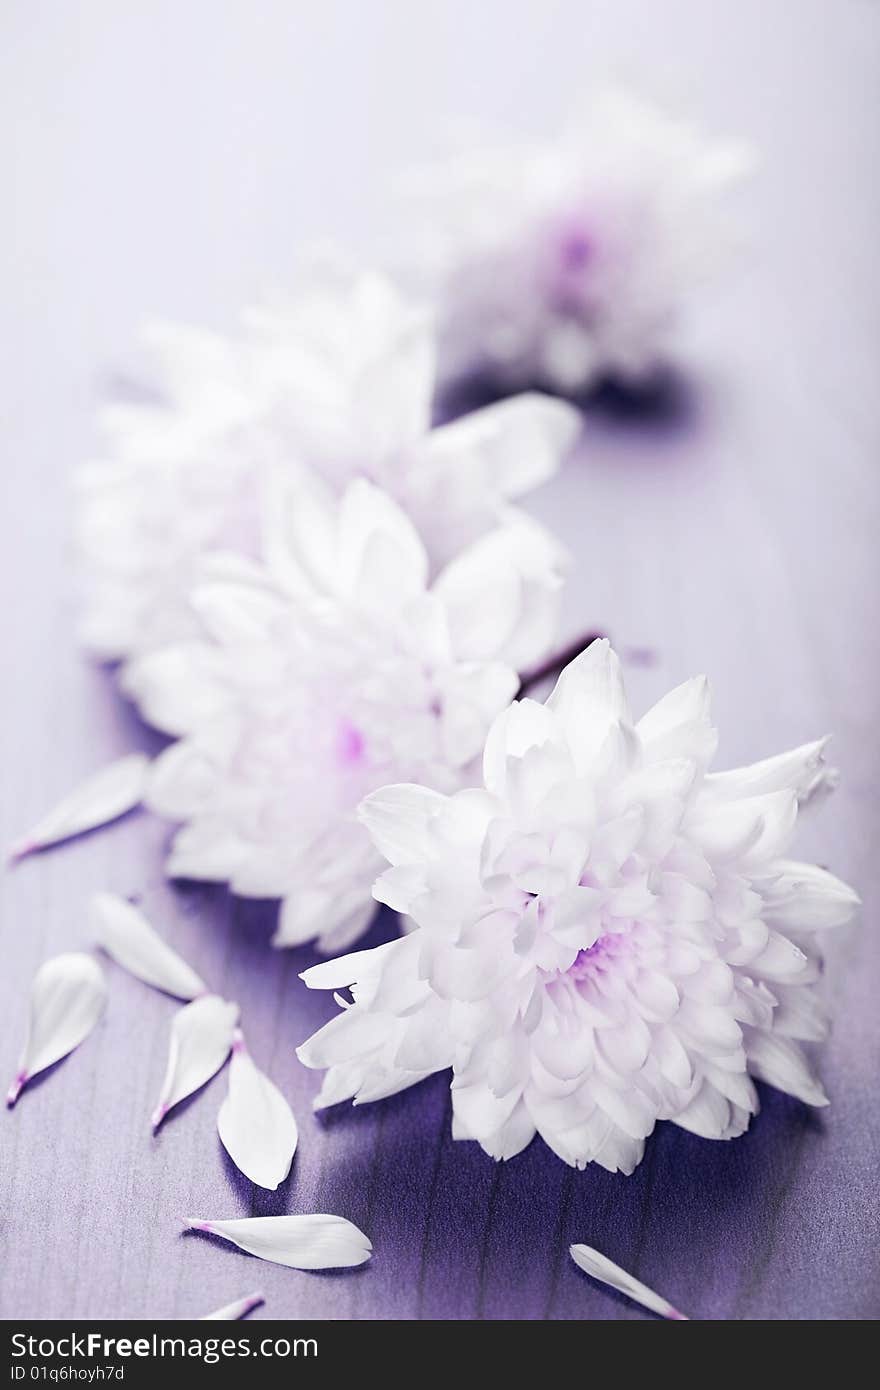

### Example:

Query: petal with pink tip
xmin=8 ymin=953 xmax=107 ymax=1106
xmin=152 ymin=995 xmax=239 ymax=1128
xmin=570 ymin=1243 xmax=689 ymax=1320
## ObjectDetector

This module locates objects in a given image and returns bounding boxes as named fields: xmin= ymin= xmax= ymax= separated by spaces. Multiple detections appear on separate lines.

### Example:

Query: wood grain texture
xmin=1 ymin=0 xmax=878 ymax=1320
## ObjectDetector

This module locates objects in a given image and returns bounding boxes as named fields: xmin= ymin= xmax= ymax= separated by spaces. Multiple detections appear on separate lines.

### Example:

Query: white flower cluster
xmin=59 ymin=89 xmax=859 ymax=1178
xmin=298 ymin=643 xmax=858 ymax=1171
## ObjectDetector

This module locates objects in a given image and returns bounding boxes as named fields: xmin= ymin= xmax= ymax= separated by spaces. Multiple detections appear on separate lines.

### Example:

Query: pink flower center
xmin=336 ymin=719 xmax=366 ymax=766
xmin=558 ymin=226 xmax=594 ymax=273
xmin=569 ymin=927 xmax=632 ymax=981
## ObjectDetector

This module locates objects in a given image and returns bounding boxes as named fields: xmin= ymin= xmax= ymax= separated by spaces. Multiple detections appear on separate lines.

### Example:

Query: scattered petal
xmin=185 ymin=1214 xmax=372 ymax=1270
xmin=91 ymin=891 xmax=208 ymax=1000
xmin=199 ymin=1291 xmax=264 ymax=1321
xmin=217 ymin=1031 xmax=298 ymax=1190
xmin=8 ymin=753 xmax=149 ymax=862
xmin=570 ymin=1243 xmax=689 ymax=1320
xmin=7 ymin=953 xmax=107 ymax=1106
xmin=152 ymin=995 xmax=239 ymax=1128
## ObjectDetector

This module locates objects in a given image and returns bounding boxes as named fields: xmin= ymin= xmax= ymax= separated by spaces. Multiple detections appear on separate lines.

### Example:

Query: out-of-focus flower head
xmin=297 ymin=640 xmax=857 ymax=1170
xmin=398 ymin=87 xmax=753 ymax=395
xmin=126 ymin=477 xmax=567 ymax=952
xmin=75 ymin=262 xmax=581 ymax=661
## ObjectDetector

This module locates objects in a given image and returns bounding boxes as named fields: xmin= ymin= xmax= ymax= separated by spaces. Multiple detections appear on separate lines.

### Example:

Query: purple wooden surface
xmin=1 ymin=1 xmax=878 ymax=1320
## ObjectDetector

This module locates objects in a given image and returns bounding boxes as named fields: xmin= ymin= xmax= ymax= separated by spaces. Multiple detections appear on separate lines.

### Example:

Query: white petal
xmin=199 ymin=1292 xmax=265 ymax=1321
xmin=421 ymin=392 xmax=581 ymax=501
xmin=637 ymin=676 xmax=716 ymax=765
xmin=296 ymin=1009 xmax=391 ymax=1070
xmin=689 ymin=790 xmax=797 ymax=866
xmin=152 ymin=995 xmax=239 ymax=1128
xmin=705 ymin=739 xmax=836 ymax=806
xmin=217 ymin=1032 xmax=298 ymax=1190
xmin=8 ymin=754 xmax=149 ymax=861
xmin=433 ymin=517 xmax=566 ymax=669
xmin=337 ymin=479 xmax=428 ymax=612
xmin=185 ymin=1214 xmax=372 ymax=1270
xmin=759 ymin=860 xmax=860 ymax=930
xmin=547 ymin=640 xmax=631 ymax=772
xmin=357 ymin=783 xmax=448 ymax=866
xmin=569 ymin=1244 xmax=689 ymax=1320
xmin=122 ymin=645 xmax=228 ymax=738
xmin=482 ymin=698 xmax=558 ymax=795
xmin=91 ymin=892 xmax=207 ymax=1000
xmin=7 ymin=953 xmax=107 ymax=1105
xmin=745 ymin=1031 xmax=828 ymax=1107
xmin=299 ymin=941 xmax=396 ymax=992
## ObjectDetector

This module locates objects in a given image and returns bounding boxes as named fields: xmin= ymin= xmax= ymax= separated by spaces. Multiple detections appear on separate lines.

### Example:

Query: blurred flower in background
xmin=398 ymin=87 xmax=753 ymax=396
xmin=74 ymin=263 xmax=580 ymax=665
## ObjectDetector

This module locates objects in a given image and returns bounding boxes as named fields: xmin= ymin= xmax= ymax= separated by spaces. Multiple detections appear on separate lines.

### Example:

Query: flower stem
xmin=517 ymin=632 xmax=605 ymax=697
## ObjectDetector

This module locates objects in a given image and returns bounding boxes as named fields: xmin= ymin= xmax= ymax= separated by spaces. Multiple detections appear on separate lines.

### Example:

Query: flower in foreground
xmin=127 ymin=478 xmax=565 ymax=951
xmin=75 ymin=262 xmax=579 ymax=662
xmin=399 ymin=87 xmax=752 ymax=394
xmin=297 ymin=641 xmax=858 ymax=1172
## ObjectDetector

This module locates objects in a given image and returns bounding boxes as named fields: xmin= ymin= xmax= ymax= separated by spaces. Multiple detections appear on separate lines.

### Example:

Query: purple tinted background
xmin=1 ymin=0 xmax=878 ymax=1320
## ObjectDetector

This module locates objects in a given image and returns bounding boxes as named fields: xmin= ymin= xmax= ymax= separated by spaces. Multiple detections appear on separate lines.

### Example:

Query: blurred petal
xmin=9 ymin=755 xmax=148 ymax=862
xmin=547 ymin=639 xmax=631 ymax=771
xmin=217 ymin=1032 xmax=298 ymax=1190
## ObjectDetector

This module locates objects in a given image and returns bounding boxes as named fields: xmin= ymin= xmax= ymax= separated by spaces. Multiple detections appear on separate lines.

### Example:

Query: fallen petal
xmin=9 ymin=753 xmax=149 ymax=861
xmin=8 ymin=953 xmax=107 ymax=1106
xmin=185 ymin=1214 xmax=372 ymax=1270
xmin=199 ymin=1291 xmax=264 ymax=1321
xmin=569 ymin=1243 xmax=689 ymax=1320
xmin=217 ymin=1031 xmax=298 ymax=1190
xmin=91 ymin=891 xmax=207 ymax=1000
xmin=153 ymin=995 xmax=239 ymax=1128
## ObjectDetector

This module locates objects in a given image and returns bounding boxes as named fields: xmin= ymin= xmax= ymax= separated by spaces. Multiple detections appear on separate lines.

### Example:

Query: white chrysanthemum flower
xmin=297 ymin=640 xmax=858 ymax=1172
xmin=126 ymin=478 xmax=566 ymax=952
xmin=75 ymin=263 xmax=580 ymax=661
xmin=399 ymin=88 xmax=752 ymax=394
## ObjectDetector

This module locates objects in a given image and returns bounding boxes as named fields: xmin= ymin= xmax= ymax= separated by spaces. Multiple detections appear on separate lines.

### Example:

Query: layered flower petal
xmin=570 ymin=1243 xmax=688 ymax=1320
